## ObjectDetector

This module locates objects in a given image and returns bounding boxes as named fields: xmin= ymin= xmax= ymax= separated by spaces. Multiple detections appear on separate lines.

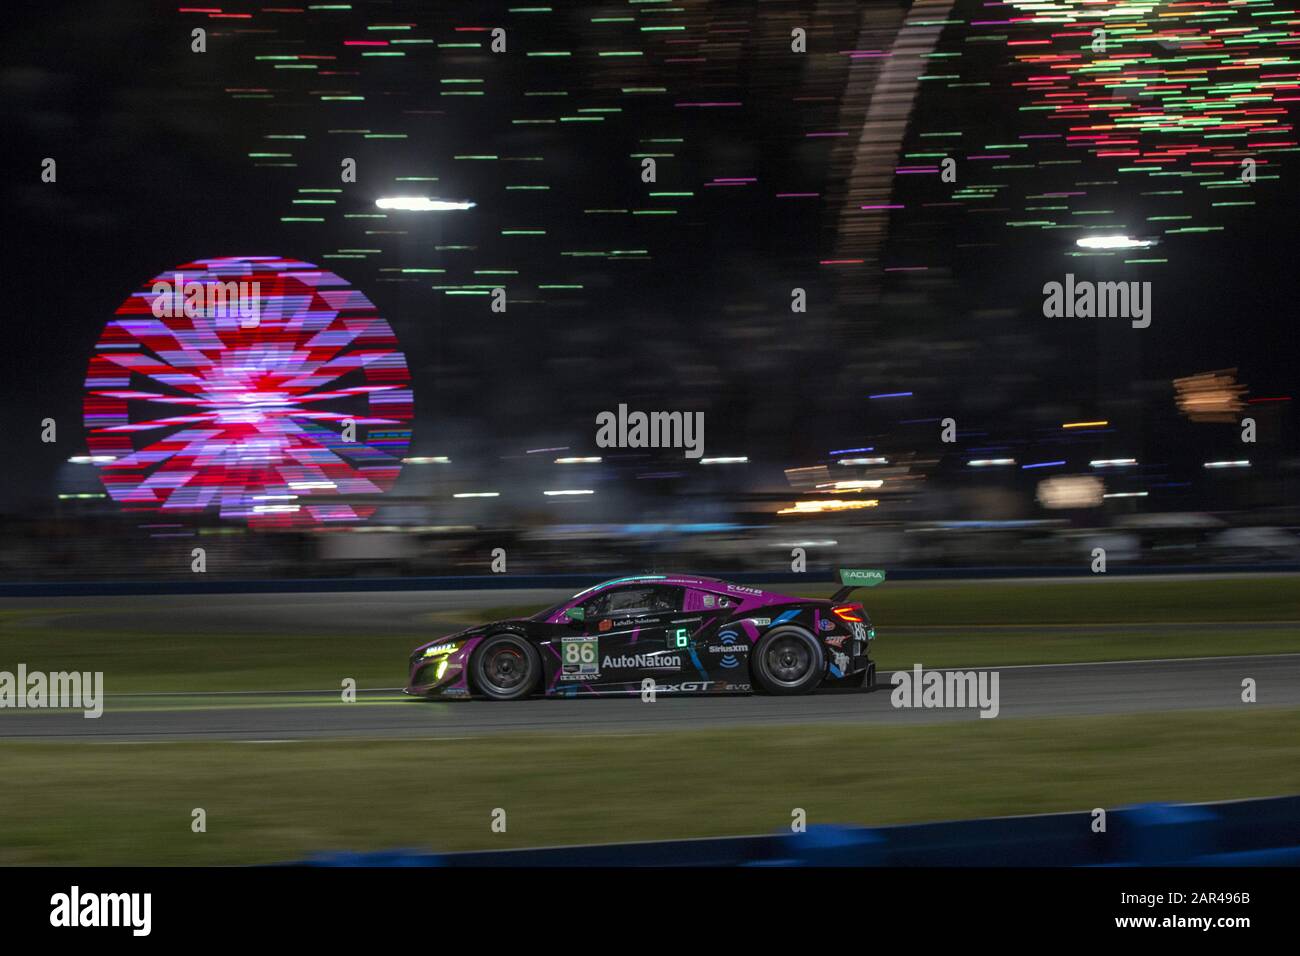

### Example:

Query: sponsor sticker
xmin=561 ymin=636 xmax=600 ymax=678
xmin=708 ymin=630 xmax=748 ymax=668
xmin=830 ymin=650 xmax=850 ymax=678
xmin=839 ymin=568 xmax=886 ymax=587
xmin=602 ymin=653 xmax=682 ymax=671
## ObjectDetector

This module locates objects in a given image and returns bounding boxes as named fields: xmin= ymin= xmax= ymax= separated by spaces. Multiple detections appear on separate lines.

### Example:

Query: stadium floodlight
xmin=1076 ymin=235 xmax=1155 ymax=250
xmin=376 ymin=197 xmax=476 ymax=212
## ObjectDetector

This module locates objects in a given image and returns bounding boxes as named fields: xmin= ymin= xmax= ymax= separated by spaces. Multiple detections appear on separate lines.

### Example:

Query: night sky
xmin=3 ymin=0 xmax=1296 ymax=514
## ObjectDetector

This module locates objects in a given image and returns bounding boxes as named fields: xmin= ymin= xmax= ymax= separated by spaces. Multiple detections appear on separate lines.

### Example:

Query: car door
xmin=681 ymin=588 xmax=746 ymax=679
xmin=574 ymin=584 xmax=685 ymax=690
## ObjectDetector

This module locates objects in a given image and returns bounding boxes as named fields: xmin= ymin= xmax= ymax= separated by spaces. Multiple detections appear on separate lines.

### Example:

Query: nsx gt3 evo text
xmin=406 ymin=569 xmax=884 ymax=700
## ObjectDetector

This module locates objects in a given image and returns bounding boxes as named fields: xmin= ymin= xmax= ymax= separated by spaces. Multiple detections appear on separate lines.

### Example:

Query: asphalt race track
xmin=2 ymin=587 xmax=1297 ymax=741
xmin=1 ymin=654 xmax=1296 ymax=742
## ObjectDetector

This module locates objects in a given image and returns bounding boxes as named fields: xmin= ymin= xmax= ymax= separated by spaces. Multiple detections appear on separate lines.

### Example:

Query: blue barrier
xmin=293 ymin=795 xmax=1300 ymax=867
xmin=4 ymin=563 xmax=1298 ymax=597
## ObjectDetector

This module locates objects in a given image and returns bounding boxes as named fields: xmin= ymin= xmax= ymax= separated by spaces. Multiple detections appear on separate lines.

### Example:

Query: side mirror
xmin=564 ymin=606 xmax=586 ymax=626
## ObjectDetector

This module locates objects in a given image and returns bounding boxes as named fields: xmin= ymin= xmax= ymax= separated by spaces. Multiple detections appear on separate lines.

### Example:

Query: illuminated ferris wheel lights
xmin=84 ymin=256 xmax=413 ymax=528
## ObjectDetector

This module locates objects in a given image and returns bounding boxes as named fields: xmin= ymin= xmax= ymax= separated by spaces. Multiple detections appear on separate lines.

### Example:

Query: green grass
xmin=1 ymin=576 xmax=1295 ymax=693
xmin=4 ymin=707 xmax=1298 ymax=865
xmin=0 ymin=620 xmax=419 ymax=694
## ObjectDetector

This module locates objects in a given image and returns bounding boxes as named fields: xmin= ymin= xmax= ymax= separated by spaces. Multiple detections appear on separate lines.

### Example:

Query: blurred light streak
xmin=778 ymin=498 xmax=879 ymax=515
xmin=375 ymin=197 xmax=475 ymax=211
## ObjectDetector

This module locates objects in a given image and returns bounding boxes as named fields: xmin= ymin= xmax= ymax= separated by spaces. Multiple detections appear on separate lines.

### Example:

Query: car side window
xmin=585 ymin=585 xmax=682 ymax=619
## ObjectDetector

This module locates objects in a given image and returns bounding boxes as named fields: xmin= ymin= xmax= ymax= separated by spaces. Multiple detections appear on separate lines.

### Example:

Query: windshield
xmin=529 ymin=596 xmax=577 ymax=622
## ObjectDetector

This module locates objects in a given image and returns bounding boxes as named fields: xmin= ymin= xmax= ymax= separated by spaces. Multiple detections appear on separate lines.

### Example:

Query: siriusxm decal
xmin=708 ymin=630 xmax=748 ymax=669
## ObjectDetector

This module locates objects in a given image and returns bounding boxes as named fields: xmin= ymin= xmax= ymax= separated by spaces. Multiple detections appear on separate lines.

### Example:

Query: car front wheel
xmin=472 ymin=634 xmax=541 ymax=701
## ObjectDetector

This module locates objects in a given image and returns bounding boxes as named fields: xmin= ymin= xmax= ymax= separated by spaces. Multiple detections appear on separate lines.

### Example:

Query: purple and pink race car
xmin=405 ymin=569 xmax=883 ymax=700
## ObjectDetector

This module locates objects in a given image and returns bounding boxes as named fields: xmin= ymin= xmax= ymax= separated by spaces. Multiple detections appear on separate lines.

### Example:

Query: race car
xmin=405 ymin=569 xmax=883 ymax=700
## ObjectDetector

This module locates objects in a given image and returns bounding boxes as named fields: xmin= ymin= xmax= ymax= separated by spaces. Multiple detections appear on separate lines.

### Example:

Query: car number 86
xmin=563 ymin=640 xmax=597 ymax=664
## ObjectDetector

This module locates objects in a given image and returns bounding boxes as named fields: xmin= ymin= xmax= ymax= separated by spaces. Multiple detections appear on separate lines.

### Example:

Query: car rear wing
xmin=830 ymin=568 xmax=886 ymax=603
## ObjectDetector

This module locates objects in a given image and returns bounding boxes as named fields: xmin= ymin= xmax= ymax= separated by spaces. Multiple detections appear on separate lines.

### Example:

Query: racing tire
xmin=751 ymin=626 xmax=824 ymax=696
xmin=471 ymin=634 xmax=541 ymax=701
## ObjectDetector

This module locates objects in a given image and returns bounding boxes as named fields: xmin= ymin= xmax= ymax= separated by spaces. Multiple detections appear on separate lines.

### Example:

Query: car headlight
xmin=422 ymin=642 xmax=459 ymax=658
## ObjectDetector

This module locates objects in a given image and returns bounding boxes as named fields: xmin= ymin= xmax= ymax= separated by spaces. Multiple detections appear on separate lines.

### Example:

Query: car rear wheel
xmin=752 ymin=627 xmax=824 ymax=696
xmin=472 ymin=634 xmax=541 ymax=701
